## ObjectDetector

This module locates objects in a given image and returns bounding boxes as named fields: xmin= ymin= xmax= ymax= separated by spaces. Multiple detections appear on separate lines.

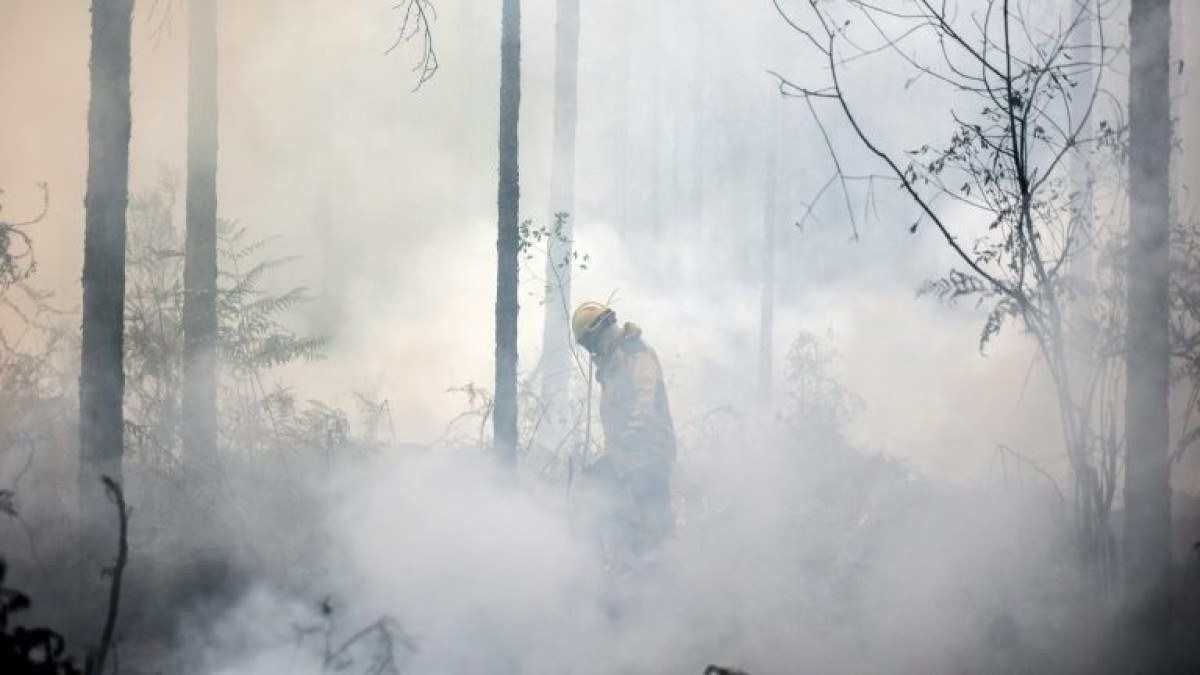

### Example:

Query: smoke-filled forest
xmin=1 ymin=0 xmax=1199 ymax=672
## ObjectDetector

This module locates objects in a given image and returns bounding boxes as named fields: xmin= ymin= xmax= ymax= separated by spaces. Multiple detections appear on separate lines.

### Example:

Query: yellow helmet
xmin=571 ymin=301 xmax=615 ymax=348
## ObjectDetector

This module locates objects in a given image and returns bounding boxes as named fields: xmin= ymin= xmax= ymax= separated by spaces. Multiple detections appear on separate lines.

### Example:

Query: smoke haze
xmin=1 ymin=0 xmax=1199 ymax=672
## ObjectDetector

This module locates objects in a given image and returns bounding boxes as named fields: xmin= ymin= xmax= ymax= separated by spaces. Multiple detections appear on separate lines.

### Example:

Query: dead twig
xmin=85 ymin=476 xmax=129 ymax=675
xmin=385 ymin=0 xmax=439 ymax=91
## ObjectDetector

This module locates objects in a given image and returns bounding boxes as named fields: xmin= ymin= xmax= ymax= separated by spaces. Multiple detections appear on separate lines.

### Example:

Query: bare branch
xmin=85 ymin=476 xmax=129 ymax=675
xmin=385 ymin=0 xmax=440 ymax=91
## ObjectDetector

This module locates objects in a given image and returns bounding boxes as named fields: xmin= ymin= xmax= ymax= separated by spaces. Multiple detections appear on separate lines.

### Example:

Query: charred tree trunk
xmin=495 ymin=0 xmax=521 ymax=465
xmin=182 ymin=0 xmax=220 ymax=472
xmin=539 ymin=0 xmax=580 ymax=446
xmin=79 ymin=3 xmax=132 ymax=631
xmin=1124 ymin=0 xmax=1173 ymax=645
xmin=79 ymin=0 xmax=134 ymax=521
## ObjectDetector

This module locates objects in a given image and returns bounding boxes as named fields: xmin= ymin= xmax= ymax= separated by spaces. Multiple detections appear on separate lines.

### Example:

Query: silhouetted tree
xmin=1124 ymin=0 xmax=1173 ymax=647
xmin=495 ymin=0 xmax=522 ymax=465
xmin=774 ymin=0 xmax=1120 ymax=564
xmin=80 ymin=0 xmax=134 ymax=534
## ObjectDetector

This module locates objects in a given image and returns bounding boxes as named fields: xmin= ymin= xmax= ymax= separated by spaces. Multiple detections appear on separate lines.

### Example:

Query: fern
xmin=123 ymin=181 xmax=329 ymax=462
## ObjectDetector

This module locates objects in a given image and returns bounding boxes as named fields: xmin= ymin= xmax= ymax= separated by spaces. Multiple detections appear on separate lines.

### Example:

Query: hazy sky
xmin=2 ymin=0 xmax=1198 ymax=487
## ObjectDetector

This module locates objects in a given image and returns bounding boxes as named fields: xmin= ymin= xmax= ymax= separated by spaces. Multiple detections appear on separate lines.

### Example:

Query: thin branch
xmin=385 ymin=0 xmax=440 ymax=91
xmin=85 ymin=476 xmax=129 ymax=675
xmin=803 ymin=95 xmax=860 ymax=240
xmin=996 ymin=444 xmax=1067 ymax=507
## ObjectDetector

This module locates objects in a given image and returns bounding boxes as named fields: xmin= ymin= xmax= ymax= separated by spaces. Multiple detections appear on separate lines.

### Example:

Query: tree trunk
xmin=494 ymin=0 xmax=521 ymax=465
xmin=1124 ymin=0 xmax=1173 ymax=645
xmin=182 ymin=0 xmax=220 ymax=472
xmin=539 ymin=0 xmax=580 ymax=448
xmin=79 ymin=2 xmax=133 ymax=620
xmin=80 ymin=0 xmax=134 ymax=517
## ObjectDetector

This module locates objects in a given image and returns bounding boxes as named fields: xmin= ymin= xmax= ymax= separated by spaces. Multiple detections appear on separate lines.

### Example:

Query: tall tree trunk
xmin=494 ymin=0 xmax=521 ymax=465
xmin=182 ymin=0 xmax=220 ymax=472
xmin=80 ymin=0 xmax=134 ymax=515
xmin=539 ymin=0 xmax=580 ymax=447
xmin=79 ymin=2 xmax=133 ymax=618
xmin=1124 ymin=0 xmax=1173 ymax=645
xmin=758 ymin=96 xmax=778 ymax=405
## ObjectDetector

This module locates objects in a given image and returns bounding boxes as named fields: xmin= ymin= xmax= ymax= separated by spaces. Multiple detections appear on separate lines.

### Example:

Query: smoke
xmin=2 ymin=0 xmax=1199 ymax=672
xmin=146 ymin=407 xmax=1088 ymax=674
xmin=0 ymin=0 xmax=1079 ymax=470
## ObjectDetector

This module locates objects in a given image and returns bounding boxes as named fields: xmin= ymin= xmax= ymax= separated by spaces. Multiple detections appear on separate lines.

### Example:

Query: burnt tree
xmin=80 ymin=0 xmax=134 ymax=525
xmin=495 ymin=0 xmax=522 ymax=465
xmin=1124 ymin=0 xmax=1173 ymax=644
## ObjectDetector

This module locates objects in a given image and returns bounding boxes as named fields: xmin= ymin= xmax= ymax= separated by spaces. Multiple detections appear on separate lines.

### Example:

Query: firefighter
xmin=571 ymin=301 xmax=677 ymax=564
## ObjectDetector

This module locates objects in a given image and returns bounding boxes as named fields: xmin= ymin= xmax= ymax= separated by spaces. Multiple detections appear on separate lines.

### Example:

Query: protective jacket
xmin=594 ymin=322 xmax=677 ymax=472
xmin=581 ymin=321 xmax=677 ymax=565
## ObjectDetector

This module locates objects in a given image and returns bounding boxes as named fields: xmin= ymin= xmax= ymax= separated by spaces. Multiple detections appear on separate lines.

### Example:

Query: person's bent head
xmin=571 ymin=301 xmax=619 ymax=357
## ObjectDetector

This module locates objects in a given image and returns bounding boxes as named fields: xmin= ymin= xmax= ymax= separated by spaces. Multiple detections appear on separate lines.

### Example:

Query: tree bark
xmin=1124 ymin=0 xmax=1173 ymax=645
xmin=79 ymin=3 xmax=133 ymax=630
xmin=539 ymin=0 xmax=580 ymax=447
xmin=80 ymin=0 xmax=134 ymax=518
xmin=494 ymin=0 xmax=521 ymax=465
xmin=182 ymin=0 xmax=220 ymax=471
